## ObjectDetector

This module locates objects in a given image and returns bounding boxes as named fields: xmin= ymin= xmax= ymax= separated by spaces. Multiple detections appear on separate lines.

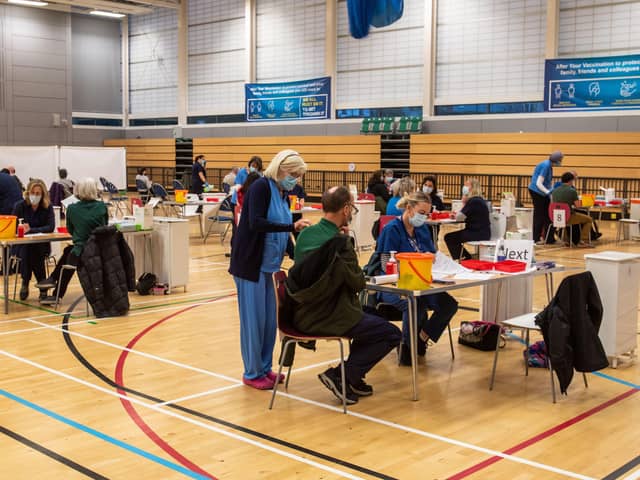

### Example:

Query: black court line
xmin=602 ymin=455 xmax=640 ymax=480
xmin=458 ymin=305 xmax=480 ymax=312
xmin=61 ymin=297 xmax=397 ymax=480
xmin=0 ymin=425 xmax=109 ymax=479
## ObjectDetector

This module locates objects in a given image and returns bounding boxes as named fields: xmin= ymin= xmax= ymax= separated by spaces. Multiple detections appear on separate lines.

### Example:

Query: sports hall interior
xmin=1 ymin=1 xmax=639 ymax=479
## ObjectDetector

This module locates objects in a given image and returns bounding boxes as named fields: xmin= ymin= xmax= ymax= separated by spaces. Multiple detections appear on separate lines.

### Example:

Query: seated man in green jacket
xmin=551 ymin=172 xmax=594 ymax=247
xmin=287 ymin=186 xmax=401 ymax=405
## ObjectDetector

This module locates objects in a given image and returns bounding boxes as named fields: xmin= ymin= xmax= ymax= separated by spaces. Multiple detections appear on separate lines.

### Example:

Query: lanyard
xmin=407 ymin=235 xmax=422 ymax=253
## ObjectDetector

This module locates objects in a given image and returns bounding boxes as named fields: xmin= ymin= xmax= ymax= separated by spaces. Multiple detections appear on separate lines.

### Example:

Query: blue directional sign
xmin=544 ymin=55 xmax=640 ymax=111
xmin=245 ymin=77 xmax=331 ymax=122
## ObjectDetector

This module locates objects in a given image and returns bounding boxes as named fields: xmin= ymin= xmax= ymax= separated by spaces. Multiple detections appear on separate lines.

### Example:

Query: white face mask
xmin=29 ymin=194 xmax=41 ymax=205
xmin=423 ymin=186 xmax=433 ymax=195
xmin=409 ymin=212 xmax=427 ymax=227
xmin=462 ymin=185 xmax=470 ymax=196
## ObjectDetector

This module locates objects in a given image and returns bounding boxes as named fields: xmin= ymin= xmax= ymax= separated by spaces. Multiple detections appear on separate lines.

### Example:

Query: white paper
xmin=432 ymin=251 xmax=468 ymax=276
xmin=61 ymin=195 xmax=80 ymax=208
xmin=369 ymin=274 xmax=398 ymax=284
xmin=453 ymin=271 xmax=495 ymax=280
xmin=147 ymin=197 xmax=161 ymax=208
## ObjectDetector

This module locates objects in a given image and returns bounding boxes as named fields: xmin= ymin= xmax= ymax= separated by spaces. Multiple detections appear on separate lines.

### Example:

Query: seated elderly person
xmin=287 ymin=186 xmax=401 ymax=405
xmin=551 ymin=172 xmax=594 ymax=247
xmin=386 ymin=176 xmax=416 ymax=216
xmin=38 ymin=178 xmax=108 ymax=304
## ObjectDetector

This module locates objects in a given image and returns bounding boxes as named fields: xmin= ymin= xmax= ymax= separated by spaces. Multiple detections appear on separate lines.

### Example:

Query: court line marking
xmin=0 ymin=350 xmax=367 ymax=480
xmin=156 ymin=385 xmax=243 ymax=406
xmin=0 ymin=387 xmax=210 ymax=480
xmin=603 ymin=455 xmax=640 ymax=480
xmin=622 ymin=470 xmax=640 ymax=480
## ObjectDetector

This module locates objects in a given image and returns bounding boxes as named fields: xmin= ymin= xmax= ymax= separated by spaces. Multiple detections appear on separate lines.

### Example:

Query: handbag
xmin=458 ymin=320 xmax=504 ymax=351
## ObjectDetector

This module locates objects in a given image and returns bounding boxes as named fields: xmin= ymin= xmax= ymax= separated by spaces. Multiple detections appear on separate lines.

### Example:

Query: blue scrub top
xmin=261 ymin=179 xmax=292 ymax=273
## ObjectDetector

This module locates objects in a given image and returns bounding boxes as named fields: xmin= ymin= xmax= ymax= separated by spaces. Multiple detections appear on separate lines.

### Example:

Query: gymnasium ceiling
xmin=3 ymin=0 xmax=180 ymax=16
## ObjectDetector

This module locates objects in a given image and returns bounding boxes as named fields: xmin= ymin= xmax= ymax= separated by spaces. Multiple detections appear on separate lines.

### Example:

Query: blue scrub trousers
xmin=234 ymin=272 xmax=277 ymax=380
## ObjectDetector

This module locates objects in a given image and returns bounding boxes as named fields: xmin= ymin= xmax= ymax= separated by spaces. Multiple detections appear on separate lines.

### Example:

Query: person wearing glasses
xmin=288 ymin=186 xmax=401 ymax=405
xmin=229 ymin=150 xmax=311 ymax=390
xmin=376 ymin=191 xmax=458 ymax=366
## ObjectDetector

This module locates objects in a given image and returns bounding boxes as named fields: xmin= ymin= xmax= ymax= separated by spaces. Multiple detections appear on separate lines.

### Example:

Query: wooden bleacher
xmin=193 ymin=135 xmax=381 ymax=172
xmin=104 ymin=138 xmax=176 ymax=188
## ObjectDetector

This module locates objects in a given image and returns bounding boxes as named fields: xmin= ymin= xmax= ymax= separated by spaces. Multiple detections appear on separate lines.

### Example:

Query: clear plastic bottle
xmin=497 ymin=239 xmax=506 ymax=262
xmin=386 ymin=250 xmax=398 ymax=275
xmin=17 ymin=218 xmax=25 ymax=238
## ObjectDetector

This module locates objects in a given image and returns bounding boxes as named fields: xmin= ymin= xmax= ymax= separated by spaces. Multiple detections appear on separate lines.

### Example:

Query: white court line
xmin=623 ymin=470 xmax=640 ymax=480
xmin=0 ymin=349 xmax=365 ymax=480
xmin=129 ymin=289 xmax=236 ymax=306
xmin=273 ymin=391 xmax=595 ymax=480
xmin=156 ymin=384 xmax=243 ymax=406
xmin=0 ymin=297 xmax=236 ymax=337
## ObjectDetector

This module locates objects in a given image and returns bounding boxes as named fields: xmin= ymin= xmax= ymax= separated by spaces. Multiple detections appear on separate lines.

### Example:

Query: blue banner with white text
xmin=544 ymin=54 xmax=640 ymax=111
xmin=245 ymin=77 xmax=331 ymax=122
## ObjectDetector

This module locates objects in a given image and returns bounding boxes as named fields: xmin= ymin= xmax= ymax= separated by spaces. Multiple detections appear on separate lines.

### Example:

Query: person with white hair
xmin=38 ymin=178 xmax=108 ymax=305
xmin=229 ymin=150 xmax=311 ymax=390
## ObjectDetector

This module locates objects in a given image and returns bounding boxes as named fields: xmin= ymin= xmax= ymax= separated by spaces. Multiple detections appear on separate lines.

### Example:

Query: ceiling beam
xmin=127 ymin=0 xmax=180 ymax=8
xmin=48 ymin=0 xmax=152 ymax=15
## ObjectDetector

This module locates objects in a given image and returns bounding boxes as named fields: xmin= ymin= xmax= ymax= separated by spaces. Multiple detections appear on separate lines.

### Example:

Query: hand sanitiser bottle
xmin=17 ymin=219 xmax=25 ymax=238
xmin=386 ymin=250 xmax=398 ymax=275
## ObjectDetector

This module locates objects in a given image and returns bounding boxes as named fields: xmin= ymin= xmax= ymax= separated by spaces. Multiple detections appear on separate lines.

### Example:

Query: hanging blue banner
xmin=544 ymin=54 xmax=640 ymax=111
xmin=245 ymin=76 xmax=331 ymax=122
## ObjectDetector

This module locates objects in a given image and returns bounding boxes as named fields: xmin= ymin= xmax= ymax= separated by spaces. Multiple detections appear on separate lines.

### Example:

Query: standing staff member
xmin=12 ymin=179 xmax=55 ymax=300
xmin=229 ymin=150 xmax=310 ymax=390
xmin=190 ymin=155 xmax=208 ymax=194
xmin=528 ymin=151 xmax=563 ymax=244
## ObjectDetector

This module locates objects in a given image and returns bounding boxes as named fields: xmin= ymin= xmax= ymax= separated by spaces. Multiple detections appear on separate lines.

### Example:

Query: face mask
xmin=409 ymin=212 xmax=427 ymax=228
xmin=249 ymin=166 xmax=256 ymax=173
xmin=29 ymin=194 xmax=41 ymax=205
xmin=279 ymin=175 xmax=298 ymax=191
xmin=462 ymin=185 xmax=470 ymax=196
xmin=423 ymin=186 xmax=433 ymax=195
xmin=385 ymin=176 xmax=393 ymax=183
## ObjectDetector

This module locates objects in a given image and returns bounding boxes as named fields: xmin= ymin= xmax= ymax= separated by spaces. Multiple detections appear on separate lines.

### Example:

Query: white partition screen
xmin=0 ymin=146 xmax=59 ymax=189
xmin=59 ymin=147 xmax=127 ymax=190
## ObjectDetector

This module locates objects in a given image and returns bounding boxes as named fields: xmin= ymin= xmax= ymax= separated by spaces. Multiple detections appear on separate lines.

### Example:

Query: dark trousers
xmin=529 ymin=189 xmax=552 ymax=242
xmin=47 ymin=245 xmax=79 ymax=298
xmin=18 ymin=245 xmax=47 ymax=284
xmin=343 ymin=312 xmax=401 ymax=384
xmin=444 ymin=229 xmax=470 ymax=260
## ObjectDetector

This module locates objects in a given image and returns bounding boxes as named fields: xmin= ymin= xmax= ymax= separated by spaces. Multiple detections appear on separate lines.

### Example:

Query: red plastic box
xmin=460 ymin=259 xmax=495 ymax=271
xmin=493 ymin=260 xmax=526 ymax=273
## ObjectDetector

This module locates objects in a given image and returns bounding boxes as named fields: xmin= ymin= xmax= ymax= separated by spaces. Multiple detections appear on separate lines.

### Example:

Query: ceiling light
xmin=90 ymin=10 xmax=126 ymax=18
xmin=8 ymin=0 xmax=49 ymax=6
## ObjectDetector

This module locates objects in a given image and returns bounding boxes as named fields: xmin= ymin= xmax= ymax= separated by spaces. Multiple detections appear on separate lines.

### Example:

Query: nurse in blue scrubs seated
xmin=229 ymin=150 xmax=311 ymax=390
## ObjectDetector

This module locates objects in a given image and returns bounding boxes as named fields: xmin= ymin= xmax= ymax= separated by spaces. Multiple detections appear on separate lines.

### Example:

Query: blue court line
xmin=0 ymin=388 xmax=209 ymax=480
xmin=505 ymin=333 xmax=640 ymax=390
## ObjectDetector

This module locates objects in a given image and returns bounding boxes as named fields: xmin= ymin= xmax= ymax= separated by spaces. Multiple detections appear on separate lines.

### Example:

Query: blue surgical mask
xmin=249 ymin=166 xmax=256 ymax=173
xmin=279 ymin=175 xmax=298 ymax=191
xmin=422 ymin=186 xmax=433 ymax=195
xmin=409 ymin=212 xmax=427 ymax=228
xmin=385 ymin=176 xmax=394 ymax=183
xmin=462 ymin=185 xmax=470 ymax=196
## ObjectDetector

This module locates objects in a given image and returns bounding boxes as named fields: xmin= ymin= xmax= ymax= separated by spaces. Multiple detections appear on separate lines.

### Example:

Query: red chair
xmin=378 ymin=214 xmax=396 ymax=235
xmin=269 ymin=271 xmax=351 ymax=413
xmin=357 ymin=193 xmax=375 ymax=201
xmin=545 ymin=202 xmax=574 ymax=246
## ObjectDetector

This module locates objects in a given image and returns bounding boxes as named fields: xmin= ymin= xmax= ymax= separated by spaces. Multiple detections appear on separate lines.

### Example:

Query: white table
xmin=366 ymin=265 xmax=566 ymax=400
xmin=1 ymin=233 xmax=71 ymax=314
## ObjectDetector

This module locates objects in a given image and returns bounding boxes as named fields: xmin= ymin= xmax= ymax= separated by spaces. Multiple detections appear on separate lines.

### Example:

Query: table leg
xmin=3 ymin=246 xmax=9 ymax=315
xmin=408 ymin=293 xmax=418 ymax=401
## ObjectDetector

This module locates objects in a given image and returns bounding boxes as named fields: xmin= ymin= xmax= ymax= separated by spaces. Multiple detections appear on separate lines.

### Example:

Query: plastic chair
xmin=489 ymin=313 xmax=588 ymax=403
xmin=150 ymin=183 xmax=176 ymax=216
xmin=105 ymin=180 xmax=129 ymax=217
xmin=378 ymin=215 xmax=396 ymax=235
xmin=173 ymin=179 xmax=186 ymax=191
xmin=204 ymin=195 xmax=233 ymax=244
xmin=360 ymin=118 xmax=371 ymax=134
xmin=136 ymin=179 xmax=149 ymax=203
xmin=544 ymin=202 xmax=573 ymax=247
xmin=10 ymin=255 xmax=21 ymax=301
xmin=269 ymin=271 xmax=351 ymax=414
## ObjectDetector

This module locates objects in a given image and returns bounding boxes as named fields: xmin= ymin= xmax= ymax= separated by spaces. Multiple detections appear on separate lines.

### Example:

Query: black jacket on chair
xmin=78 ymin=225 xmax=136 ymax=318
xmin=535 ymin=271 xmax=608 ymax=394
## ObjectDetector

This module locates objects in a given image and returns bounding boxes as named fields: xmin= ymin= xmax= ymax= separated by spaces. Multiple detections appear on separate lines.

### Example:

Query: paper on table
xmin=453 ymin=271 xmax=495 ymax=280
xmin=432 ymin=251 xmax=468 ymax=276
xmin=368 ymin=274 xmax=398 ymax=284
xmin=25 ymin=232 xmax=47 ymax=236
xmin=61 ymin=194 xmax=79 ymax=208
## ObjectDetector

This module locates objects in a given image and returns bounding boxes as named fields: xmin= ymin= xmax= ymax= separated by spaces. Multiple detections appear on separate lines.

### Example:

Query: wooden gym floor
xmin=1 ymin=220 xmax=639 ymax=479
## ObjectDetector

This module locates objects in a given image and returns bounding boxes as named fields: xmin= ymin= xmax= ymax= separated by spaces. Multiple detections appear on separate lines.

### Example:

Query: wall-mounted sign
xmin=245 ymin=76 xmax=331 ymax=122
xmin=544 ymin=54 xmax=640 ymax=112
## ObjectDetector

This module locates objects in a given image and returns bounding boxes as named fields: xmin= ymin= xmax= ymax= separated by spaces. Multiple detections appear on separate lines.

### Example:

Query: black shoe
xmin=39 ymin=291 xmax=47 ymax=300
xmin=40 ymin=296 xmax=58 ymax=306
xmin=592 ymin=231 xmax=603 ymax=240
xmin=318 ymin=368 xmax=358 ymax=405
xmin=417 ymin=339 xmax=427 ymax=357
xmin=36 ymin=279 xmax=56 ymax=289
xmin=398 ymin=343 xmax=412 ymax=366
xmin=19 ymin=282 xmax=28 ymax=301
xmin=350 ymin=379 xmax=373 ymax=397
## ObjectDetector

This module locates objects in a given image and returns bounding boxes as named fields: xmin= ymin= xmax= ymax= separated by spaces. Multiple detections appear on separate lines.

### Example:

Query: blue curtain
xmin=347 ymin=0 xmax=404 ymax=39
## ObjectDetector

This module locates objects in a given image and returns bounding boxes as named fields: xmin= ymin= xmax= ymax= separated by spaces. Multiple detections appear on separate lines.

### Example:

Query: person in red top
xmin=234 ymin=171 xmax=261 ymax=225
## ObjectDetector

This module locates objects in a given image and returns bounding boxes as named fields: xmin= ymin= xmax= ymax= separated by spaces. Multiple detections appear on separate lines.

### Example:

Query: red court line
xmin=115 ymin=300 xmax=224 ymax=480
xmin=448 ymin=387 xmax=639 ymax=479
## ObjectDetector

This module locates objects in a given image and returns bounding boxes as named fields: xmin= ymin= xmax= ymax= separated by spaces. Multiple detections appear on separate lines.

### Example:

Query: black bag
xmin=136 ymin=272 xmax=157 ymax=296
xmin=458 ymin=321 xmax=503 ymax=351
xmin=362 ymin=250 xmax=382 ymax=277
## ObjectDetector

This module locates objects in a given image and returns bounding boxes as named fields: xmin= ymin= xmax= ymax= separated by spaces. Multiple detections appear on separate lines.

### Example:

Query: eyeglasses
xmin=347 ymin=203 xmax=359 ymax=215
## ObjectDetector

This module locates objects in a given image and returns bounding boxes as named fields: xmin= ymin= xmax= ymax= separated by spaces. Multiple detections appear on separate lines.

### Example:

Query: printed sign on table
xmin=544 ymin=54 xmax=640 ymax=112
xmin=245 ymin=77 xmax=331 ymax=122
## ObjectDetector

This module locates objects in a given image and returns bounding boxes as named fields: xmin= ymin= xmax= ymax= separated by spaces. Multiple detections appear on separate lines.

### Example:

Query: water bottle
xmin=386 ymin=250 xmax=398 ymax=275
xmin=17 ymin=219 xmax=25 ymax=238
xmin=497 ymin=239 xmax=506 ymax=262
